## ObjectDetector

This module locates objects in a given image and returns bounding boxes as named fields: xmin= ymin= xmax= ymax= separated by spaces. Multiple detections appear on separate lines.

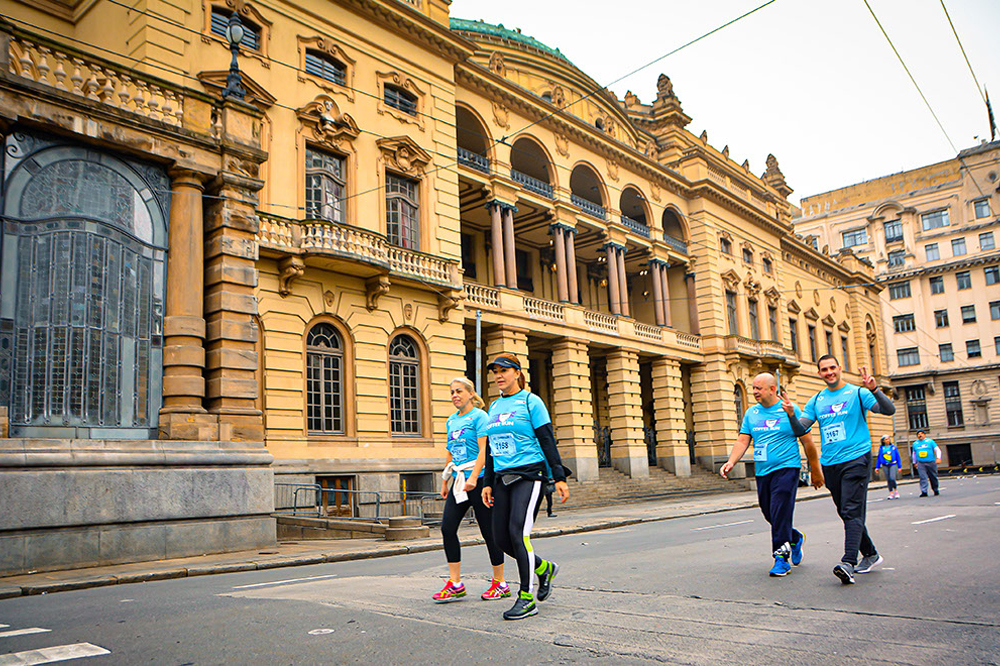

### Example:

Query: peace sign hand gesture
xmin=860 ymin=365 xmax=877 ymax=392
xmin=779 ymin=389 xmax=795 ymax=417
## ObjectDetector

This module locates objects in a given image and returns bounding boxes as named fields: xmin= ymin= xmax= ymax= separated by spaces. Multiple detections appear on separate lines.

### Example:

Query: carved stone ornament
xmin=722 ymin=145 xmax=730 ymax=158
xmin=656 ymin=74 xmax=675 ymax=99
xmin=277 ymin=256 xmax=305 ymax=297
xmin=699 ymin=130 xmax=708 ymax=144
xmin=838 ymin=320 xmax=850 ymax=332
xmin=403 ymin=303 xmax=413 ymax=321
xmin=813 ymin=289 xmax=821 ymax=306
xmin=830 ymin=297 xmax=837 ymax=313
xmin=822 ymin=314 xmax=836 ymax=327
xmin=744 ymin=274 xmax=761 ymax=297
xmin=721 ymin=269 xmax=740 ymax=291
xmin=492 ymin=101 xmax=510 ymax=129
xmin=438 ymin=289 xmax=464 ymax=322
xmin=764 ymin=287 xmax=780 ymax=306
xmin=651 ymin=182 xmax=661 ymax=202
xmin=297 ymin=96 xmax=360 ymax=151
xmin=607 ymin=160 xmax=619 ymax=182
xmin=787 ymin=299 xmax=800 ymax=314
xmin=324 ymin=290 xmax=335 ymax=309
xmin=645 ymin=140 xmax=658 ymax=158
xmin=795 ymin=281 xmax=803 ymax=298
xmin=804 ymin=307 xmax=819 ymax=321
xmin=552 ymin=86 xmax=566 ymax=107
xmin=624 ymin=90 xmax=640 ymax=107
xmin=376 ymin=136 xmax=432 ymax=177
xmin=489 ymin=51 xmax=506 ymax=77
xmin=555 ymin=134 xmax=569 ymax=158
xmin=972 ymin=379 xmax=988 ymax=396
xmin=366 ymin=275 xmax=390 ymax=311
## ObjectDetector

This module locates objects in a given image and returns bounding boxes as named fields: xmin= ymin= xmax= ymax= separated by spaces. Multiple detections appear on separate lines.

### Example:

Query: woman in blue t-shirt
xmin=432 ymin=376 xmax=508 ymax=604
xmin=875 ymin=435 xmax=901 ymax=500
xmin=481 ymin=353 xmax=569 ymax=620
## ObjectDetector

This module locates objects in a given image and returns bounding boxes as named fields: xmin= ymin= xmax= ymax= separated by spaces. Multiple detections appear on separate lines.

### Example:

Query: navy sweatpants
xmin=756 ymin=466 xmax=802 ymax=556
xmin=823 ymin=452 xmax=877 ymax=566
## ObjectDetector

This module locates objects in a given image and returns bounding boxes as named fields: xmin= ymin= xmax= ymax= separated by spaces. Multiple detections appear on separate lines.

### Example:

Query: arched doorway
xmin=0 ymin=133 xmax=169 ymax=437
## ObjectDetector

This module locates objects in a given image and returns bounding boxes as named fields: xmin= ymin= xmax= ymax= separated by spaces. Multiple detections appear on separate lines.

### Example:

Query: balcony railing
xmin=524 ymin=296 xmax=564 ymax=321
xmin=510 ymin=169 xmax=554 ymax=199
xmin=663 ymin=234 xmax=688 ymax=254
xmin=571 ymin=194 xmax=606 ymax=220
xmin=724 ymin=335 xmax=787 ymax=359
xmin=464 ymin=283 xmax=500 ymax=308
xmin=633 ymin=322 xmax=663 ymax=341
xmin=676 ymin=332 xmax=701 ymax=349
xmin=457 ymin=147 xmax=490 ymax=174
xmin=584 ymin=310 xmax=618 ymax=334
xmin=620 ymin=215 xmax=650 ymax=238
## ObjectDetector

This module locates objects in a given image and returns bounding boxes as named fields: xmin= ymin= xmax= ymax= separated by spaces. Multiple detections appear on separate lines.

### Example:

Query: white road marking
xmin=911 ymin=514 xmax=956 ymax=525
xmin=0 ymin=642 xmax=109 ymax=665
xmin=232 ymin=573 xmax=339 ymax=590
xmin=0 ymin=629 xmax=50 ymax=639
xmin=308 ymin=629 xmax=335 ymax=635
xmin=692 ymin=520 xmax=753 ymax=531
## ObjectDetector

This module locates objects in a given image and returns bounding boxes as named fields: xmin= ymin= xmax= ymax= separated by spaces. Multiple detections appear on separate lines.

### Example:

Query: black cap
xmin=486 ymin=356 xmax=521 ymax=371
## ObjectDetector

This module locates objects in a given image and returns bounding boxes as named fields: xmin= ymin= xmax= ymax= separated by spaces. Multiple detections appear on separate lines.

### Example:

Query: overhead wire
xmin=938 ymin=0 xmax=987 ymax=106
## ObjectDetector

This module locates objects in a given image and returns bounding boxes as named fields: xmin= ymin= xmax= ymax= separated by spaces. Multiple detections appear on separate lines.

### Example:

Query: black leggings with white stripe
xmin=491 ymin=476 xmax=545 ymax=594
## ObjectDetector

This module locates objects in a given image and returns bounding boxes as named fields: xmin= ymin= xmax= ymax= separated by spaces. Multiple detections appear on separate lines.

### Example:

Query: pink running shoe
xmin=432 ymin=580 xmax=466 ymax=603
xmin=481 ymin=578 xmax=511 ymax=600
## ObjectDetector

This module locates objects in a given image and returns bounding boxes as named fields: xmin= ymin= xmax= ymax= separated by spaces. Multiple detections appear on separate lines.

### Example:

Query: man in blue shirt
xmin=911 ymin=431 xmax=942 ymax=497
xmin=789 ymin=355 xmax=896 ymax=585
xmin=722 ymin=373 xmax=823 ymax=577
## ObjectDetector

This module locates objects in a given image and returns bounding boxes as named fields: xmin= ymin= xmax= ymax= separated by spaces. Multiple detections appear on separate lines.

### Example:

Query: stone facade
xmin=795 ymin=141 xmax=1000 ymax=469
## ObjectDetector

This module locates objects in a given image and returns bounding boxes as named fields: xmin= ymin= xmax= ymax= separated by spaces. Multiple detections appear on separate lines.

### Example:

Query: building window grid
xmin=808 ymin=325 xmax=817 ymax=362
xmin=748 ymin=298 xmax=759 ymax=340
xmin=925 ymin=243 xmax=939 ymax=261
xmin=961 ymin=305 xmax=976 ymax=323
xmin=789 ymin=318 xmax=799 ymax=355
xmin=944 ymin=381 xmax=964 ymax=427
xmin=995 ymin=336 xmax=1000 ymax=355
xmin=888 ymin=281 xmax=911 ymax=300
xmin=210 ymin=7 xmax=261 ymax=50
xmin=726 ymin=290 xmax=738 ymax=335
xmin=825 ymin=329 xmax=834 ymax=355
xmin=929 ymin=276 xmax=944 ymax=294
xmin=897 ymin=347 xmax=920 ymax=366
xmin=893 ymin=314 xmax=916 ymax=333
xmin=904 ymin=386 xmax=929 ymax=431
xmin=921 ymin=209 xmax=950 ymax=231
xmin=304 ymin=50 xmax=347 ymax=86
xmin=763 ymin=257 xmax=773 ymax=274
xmin=305 ymin=323 xmax=344 ymax=434
xmin=884 ymin=219 xmax=903 ymax=243
xmin=720 ymin=237 xmax=732 ymax=255
xmin=940 ymin=343 xmax=954 ymax=362
xmin=934 ymin=309 xmax=949 ymax=328
xmin=967 ymin=339 xmax=982 ymax=358
xmin=887 ymin=250 xmax=906 ymax=267
xmin=768 ymin=305 xmax=778 ymax=342
xmin=742 ymin=247 xmax=754 ymax=264
xmin=974 ymin=199 xmax=991 ymax=219
xmin=842 ymin=227 xmax=868 ymax=248
xmin=980 ymin=232 xmax=996 ymax=251
xmin=305 ymin=147 xmax=346 ymax=223
xmin=388 ymin=334 xmax=421 ymax=435
xmin=986 ymin=266 xmax=1000 ymax=286
xmin=952 ymin=237 xmax=967 ymax=257
xmin=841 ymin=336 xmax=850 ymax=371
xmin=386 ymin=174 xmax=420 ymax=249
xmin=956 ymin=271 xmax=972 ymax=290
xmin=384 ymin=85 xmax=417 ymax=116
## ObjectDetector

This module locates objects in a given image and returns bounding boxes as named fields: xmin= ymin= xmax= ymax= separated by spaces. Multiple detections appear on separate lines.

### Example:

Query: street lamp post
xmin=222 ymin=12 xmax=246 ymax=100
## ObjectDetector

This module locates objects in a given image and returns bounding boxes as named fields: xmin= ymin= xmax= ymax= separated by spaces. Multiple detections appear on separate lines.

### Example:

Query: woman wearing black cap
xmin=481 ymin=352 xmax=569 ymax=620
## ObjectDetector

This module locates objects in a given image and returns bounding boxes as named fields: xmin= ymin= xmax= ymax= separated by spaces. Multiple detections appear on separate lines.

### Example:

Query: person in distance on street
xmin=482 ymin=353 xmax=569 ymax=620
xmin=875 ymin=435 xmax=901 ymax=500
xmin=721 ymin=373 xmax=823 ymax=577
xmin=911 ymin=431 xmax=942 ymax=498
xmin=788 ymin=356 xmax=896 ymax=585
xmin=432 ymin=377 xmax=509 ymax=604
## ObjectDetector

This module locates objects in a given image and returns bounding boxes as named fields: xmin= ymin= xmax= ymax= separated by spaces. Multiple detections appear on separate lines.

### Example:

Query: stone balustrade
xmin=584 ymin=310 xmax=618 ymax=334
xmin=524 ymin=296 xmax=565 ymax=321
xmin=465 ymin=283 xmax=500 ymax=308
xmin=388 ymin=245 xmax=458 ymax=286
xmin=676 ymin=332 xmax=701 ymax=349
xmin=724 ymin=335 xmax=787 ymax=359
xmin=258 ymin=215 xmax=296 ymax=251
xmin=633 ymin=322 xmax=664 ymax=341
xmin=7 ymin=33 xmax=183 ymax=127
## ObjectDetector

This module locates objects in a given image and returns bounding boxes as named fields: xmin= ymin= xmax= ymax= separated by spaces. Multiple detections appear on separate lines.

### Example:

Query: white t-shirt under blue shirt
xmin=446 ymin=408 xmax=488 ymax=478
xmin=802 ymin=383 xmax=877 ymax=466
xmin=484 ymin=390 xmax=550 ymax=473
xmin=739 ymin=401 xmax=803 ymax=478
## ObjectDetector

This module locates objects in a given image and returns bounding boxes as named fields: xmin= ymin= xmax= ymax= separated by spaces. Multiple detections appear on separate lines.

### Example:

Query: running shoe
xmin=769 ymin=557 xmax=791 ymax=577
xmin=919 ymin=492 xmax=928 ymax=498
xmin=833 ymin=562 xmax=855 ymax=585
xmin=791 ymin=534 xmax=805 ymax=566
xmin=432 ymin=580 xmax=466 ymax=603
xmin=886 ymin=494 xmax=894 ymax=500
xmin=536 ymin=560 xmax=559 ymax=602
xmin=933 ymin=489 xmax=940 ymax=496
xmin=893 ymin=491 xmax=901 ymax=499
xmin=855 ymin=554 xmax=884 ymax=574
xmin=502 ymin=591 xmax=537 ymax=620
xmin=481 ymin=578 xmax=511 ymax=600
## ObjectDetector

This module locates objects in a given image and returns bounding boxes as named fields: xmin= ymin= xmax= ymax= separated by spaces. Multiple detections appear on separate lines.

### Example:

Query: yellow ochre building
xmin=0 ymin=0 xmax=888 ymax=574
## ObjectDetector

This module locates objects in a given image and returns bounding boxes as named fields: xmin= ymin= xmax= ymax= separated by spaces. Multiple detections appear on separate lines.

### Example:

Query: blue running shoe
xmin=791 ymin=534 xmax=805 ymax=566
xmin=769 ymin=557 xmax=791 ymax=577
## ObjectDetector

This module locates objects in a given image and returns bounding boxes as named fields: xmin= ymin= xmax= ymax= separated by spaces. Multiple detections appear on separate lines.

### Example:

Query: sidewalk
xmin=0 ymin=479 xmax=910 ymax=599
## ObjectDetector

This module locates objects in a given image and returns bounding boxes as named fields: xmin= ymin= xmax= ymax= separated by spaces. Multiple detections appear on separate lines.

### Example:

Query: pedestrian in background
xmin=911 ymin=431 xmax=942 ymax=497
xmin=875 ymin=435 xmax=901 ymax=500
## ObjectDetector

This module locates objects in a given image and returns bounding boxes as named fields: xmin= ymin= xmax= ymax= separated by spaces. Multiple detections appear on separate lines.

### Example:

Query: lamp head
xmin=225 ymin=12 xmax=245 ymax=48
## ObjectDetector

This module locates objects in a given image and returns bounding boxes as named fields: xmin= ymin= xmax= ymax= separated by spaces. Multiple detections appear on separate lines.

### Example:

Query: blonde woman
xmin=432 ymin=377 xmax=509 ymax=603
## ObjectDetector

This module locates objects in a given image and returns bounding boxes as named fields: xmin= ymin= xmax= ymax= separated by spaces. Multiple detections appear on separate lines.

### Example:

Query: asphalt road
xmin=1 ymin=475 xmax=998 ymax=665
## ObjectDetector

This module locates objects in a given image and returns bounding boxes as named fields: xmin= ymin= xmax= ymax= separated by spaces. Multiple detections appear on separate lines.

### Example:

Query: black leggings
xmin=492 ymin=476 xmax=546 ymax=594
xmin=823 ymin=452 xmax=877 ymax=566
xmin=441 ymin=476 xmax=504 ymax=567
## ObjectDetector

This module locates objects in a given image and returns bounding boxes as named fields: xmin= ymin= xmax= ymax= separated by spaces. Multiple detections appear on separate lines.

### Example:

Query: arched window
xmin=384 ymin=84 xmax=417 ymax=116
xmin=304 ymin=50 xmax=346 ymax=86
xmin=305 ymin=146 xmax=346 ymax=223
xmin=389 ymin=334 xmax=421 ymax=435
xmin=386 ymin=174 xmax=419 ymax=249
xmin=306 ymin=323 xmax=344 ymax=434
xmin=734 ymin=384 xmax=745 ymax=424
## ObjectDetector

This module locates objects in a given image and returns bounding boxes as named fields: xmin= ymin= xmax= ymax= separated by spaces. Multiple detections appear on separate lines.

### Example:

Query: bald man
xmin=722 ymin=373 xmax=823 ymax=577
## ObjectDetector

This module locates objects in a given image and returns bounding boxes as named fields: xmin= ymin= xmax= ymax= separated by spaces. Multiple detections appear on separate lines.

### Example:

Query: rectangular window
xmin=305 ymin=147 xmax=346 ymax=224
xmin=841 ymin=336 xmax=850 ymax=371
xmin=725 ymin=291 xmax=738 ymax=335
xmin=904 ymin=386 xmax=929 ymax=431
xmin=763 ymin=257 xmax=773 ymax=274
xmin=929 ymin=276 xmax=944 ymax=294
xmin=934 ymin=309 xmax=949 ymax=328
xmin=884 ymin=219 xmax=903 ymax=243
xmin=939 ymin=343 xmax=954 ymax=362
xmin=991 ymin=300 xmax=1000 ymax=320
xmin=768 ymin=305 xmax=778 ymax=342
xmin=210 ymin=7 xmax=260 ymax=50
xmin=515 ymin=248 xmax=534 ymax=292
xmin=897 ymin=347 xmax=920 ymax=366
xmin=742 ymin=248 xmax=754 ymax=264
xmin=952 ymin=237 xmax=967 ymax=257
xmin=386 ymin=173 xmax=420 ymax=249
xmin=925 ymin=243 xmax=939 ymax=261
xmin=748 ymin=298 xmax=759 ymax=340
xmin=956 ymin=271 xmax=972 ymax=290
xmin=720 ymin=237 xmax=732 ymax=255
xmin=842 ymin=228 xmax=868 ymax=248
xmin=961 ymin=305 xmax=976 ymax=323
xmin=304 ymin=50 xmax=347 ymax=86
xmin=986 ymin=266 xmax=1000 ymax=285
xmin=974 ymin=198 xmax=991 ymax=219
xmin=980 ymin=232 xmax=996 ymax=251
xmin=789 ymin=318 xmax=799 ymax=355
xmin=944 ymin=381 xmax=964 ymax=427
xmin=384 ymin=85 xmax=417 ymax=116
xmin=825 ymin=329 xmax=834 ymax=354
xmin=893 ymin=314 xmax=916 ymax=333
xmin=995 ymin=336 xmax=1000 ymax=356
xmin=888 ymin=281 xmax=911 ymax=300
xmin=808 ymin=325 xmax=817 ymax=362
xmin=887 ymin=250 xmax=906 ymax=267
xmin=461 ymin=233 xmax=477 ymax=281
xmin=921 ymin=209 xmax=950 ymax=231
xmin=967 ymin=339 xmax=982 ymax=358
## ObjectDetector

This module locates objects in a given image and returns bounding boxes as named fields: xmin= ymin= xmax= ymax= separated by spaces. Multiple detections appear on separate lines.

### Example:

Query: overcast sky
xmin=448 ymin=0 xmax=999 ymax=204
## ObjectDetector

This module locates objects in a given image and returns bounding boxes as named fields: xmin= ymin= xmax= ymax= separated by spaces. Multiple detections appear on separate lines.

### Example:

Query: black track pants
xmin=823 ymin=452 xmax=877 ymax=566
xmin=491 ymin=476 xmax=545 ymax=594
xmin=441 ymin=476 xmax=504 ymax=566
xmin=756 ymin=466 xmax=802 ymax=555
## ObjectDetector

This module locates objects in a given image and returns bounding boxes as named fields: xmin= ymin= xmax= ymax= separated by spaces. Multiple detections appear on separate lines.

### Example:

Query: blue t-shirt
xmin=484 ymin=390 xmax=551 ymax=472
xmin=803 ymin=383 xmax=877 ymax=466
xmin=446 ymin=408 xmax=488 ymax=478
xmin=913 ymin=438 xmax=938 ymax=463
xmin=876 ymin=444 xmax=900 ymax=469
xmin=739 ymin=401 xmax=803 ymax=478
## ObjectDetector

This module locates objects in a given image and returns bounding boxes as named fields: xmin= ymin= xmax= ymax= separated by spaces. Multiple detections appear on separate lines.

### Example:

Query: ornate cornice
xmin=331 ymin=0 xmax=476 ymax=63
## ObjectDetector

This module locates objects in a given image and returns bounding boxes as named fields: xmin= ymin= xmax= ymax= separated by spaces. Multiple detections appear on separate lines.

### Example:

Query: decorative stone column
xmin=502 ymin=205 xmax=517 ymax=290
xmin=685 ymin=271 xmax=700 ymax=335
xmin=617 ymin=246 xmax=630 ymax=318
xmin=606 ymin=349 xmax=649 ymax=477
xmin=651 ymin=356 xmax=690 ymax=476
xmin=605 ymin=243 xmax=621 ymax=315
xmin=488 ymin=201 xmax=505 ymax=287
xmin=661 ymin=263 xmax=672 ymax=327
xmin=483 ymin=325 xmax=530 ymax=402
xmin=651 ymin=259 xmax=665 ymax=326
xmin=566 ymin=228 xmax=579 ymax=304
xmin=551 ymin=338 xmax=598 ymax=481
xmin=552 ymin=224 xmax=569 ymax=302
xmin=689 ymin=358 xmax=737 ymax=471
xmin=159 ymin=169 xmax=217 ymax=441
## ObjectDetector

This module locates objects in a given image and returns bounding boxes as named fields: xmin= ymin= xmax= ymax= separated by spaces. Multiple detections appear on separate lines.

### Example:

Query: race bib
xmin=918 ymin=450 xmax=929 ymax=459
xmin=821 ymin=422 xmax=846 ymax=444
xmin=753 ymin=441 xmax=768 ymax=462
xmin=451 ymin=444 xmax=467 ymax=461
xmin=488 ymin=433 xmax=516 ymax=457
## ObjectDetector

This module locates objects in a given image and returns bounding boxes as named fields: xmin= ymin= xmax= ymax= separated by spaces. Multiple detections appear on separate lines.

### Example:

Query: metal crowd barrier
xmin=274 ymin=482 xmax=446 ymax=524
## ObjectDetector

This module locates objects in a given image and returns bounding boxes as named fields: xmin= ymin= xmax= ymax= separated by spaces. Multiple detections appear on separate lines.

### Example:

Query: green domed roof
xmin=450 ymin=18 xmax=572 ymax=64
